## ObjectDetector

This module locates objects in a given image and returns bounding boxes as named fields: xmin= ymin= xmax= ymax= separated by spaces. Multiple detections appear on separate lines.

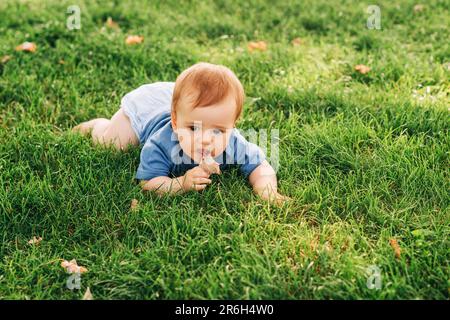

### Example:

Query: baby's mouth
xmin=197 ymin=149 xmax=213 ymax=158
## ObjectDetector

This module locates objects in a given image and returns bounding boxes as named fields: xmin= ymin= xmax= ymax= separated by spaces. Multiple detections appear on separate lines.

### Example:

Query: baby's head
xmin=171 ymin=62 xmax=244 ymax=164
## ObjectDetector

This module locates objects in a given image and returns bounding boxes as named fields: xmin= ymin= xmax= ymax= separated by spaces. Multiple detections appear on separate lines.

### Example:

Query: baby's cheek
xmin=216 ymin=136 xmax=228 ymax=152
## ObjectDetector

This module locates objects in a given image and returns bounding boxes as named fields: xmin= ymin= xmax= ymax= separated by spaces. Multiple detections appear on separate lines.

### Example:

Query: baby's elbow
xmin=249 ymin=161 xmax=275 ymax=181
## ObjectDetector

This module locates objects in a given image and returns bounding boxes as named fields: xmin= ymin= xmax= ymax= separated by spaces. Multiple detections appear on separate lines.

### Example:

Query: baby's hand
xmin=182 ymin=166 xmax=212 ymax=192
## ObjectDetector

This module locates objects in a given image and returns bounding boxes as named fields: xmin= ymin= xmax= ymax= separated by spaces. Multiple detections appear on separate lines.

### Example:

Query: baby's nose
xmin=201 ymin=129 xmax=214 ymax=143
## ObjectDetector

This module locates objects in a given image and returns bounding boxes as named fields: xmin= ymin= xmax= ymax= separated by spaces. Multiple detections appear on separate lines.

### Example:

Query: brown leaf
xmin=354 ymin=64 xmax=371 ymax=74
xmin=291 ymin=37 xmax=303 ymax=46
xmin=58 ymin=59 xmax=65 ymax=65
xmin=15 ymin=41 xmax=37 ymax=52
xmin=389 ymin=238 xmax=401 ymax=259
xmin=1 ymin=55 xmax=12 ymax=64
xmin=247 ymin=41 xmax=267 ymax=52
xmin=28 ymin=236 xmax=43 ymax=245
xmin=61 ymin=259 xmax=88 ymax=273
xmin=82 ymin=287 xmax=93 ymax=300
xmin=200 ymin=155 xmax=221 ymax=175
xmin=106 ymin=17 xmax=119 ymax=29
xmin=125 ymin=35 xmax=144 ymax=45
xmin=130 ymin=198 xmax=139 ymax=211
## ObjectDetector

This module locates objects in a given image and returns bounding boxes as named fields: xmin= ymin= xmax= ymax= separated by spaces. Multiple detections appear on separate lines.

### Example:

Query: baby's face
xmin=172 ymin=93 xmax=237 ymax=164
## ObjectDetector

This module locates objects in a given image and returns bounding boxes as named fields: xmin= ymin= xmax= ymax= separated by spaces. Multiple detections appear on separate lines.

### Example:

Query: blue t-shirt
xmin=121 ymin=82 xmax=266 ymax=181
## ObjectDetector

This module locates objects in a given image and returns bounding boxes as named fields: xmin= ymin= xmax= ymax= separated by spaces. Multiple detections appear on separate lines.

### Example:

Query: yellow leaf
xmin=354 ymin=64 xmax=371 ymax=74
xmin=125 ymin=35 xmax=144 ymax=45
xmin=61 ymin=259 xmax=88 ymax=273
xmin=291 ymin=37 xmax=303 ymax=46
xmin=15 ymin=42 xmax=37 ymax=52
xmin=389 ymin=238 xmax=401 ymax=259
xmin=414 ymin=4 xmax=425 ymax=12
xmin=247 ymin=41 xmax=267 ymax=52
xmin=82 ymin=287 xmax=93 ymax=300
xmin=28 ymin=236 xmax=43 ymax=245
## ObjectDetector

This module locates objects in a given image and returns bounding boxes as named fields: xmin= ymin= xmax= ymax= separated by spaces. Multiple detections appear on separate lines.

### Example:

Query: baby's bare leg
xmin=72 ymin=109 xmax=139 ymax=151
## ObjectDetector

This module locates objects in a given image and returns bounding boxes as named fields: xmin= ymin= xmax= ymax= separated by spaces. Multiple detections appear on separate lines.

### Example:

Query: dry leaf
xmin=15 ymin=41 xmax=37 ymax=52
xmin=125 ymin=35 xmax=144 ymax=45
xmin=82 ymin=287 xmax=93 ymax=300
xmin=28 ymin=236 xmax=43 ymax=245
xmin=200 ymin=155 xmax=221 ymax=175
xmin=247 ymin=41 xmax=267 ymax=52
xmin=61 ymin=259 xmax=88 ymax=273
xmin=130 ymin=198 xmax=139 ymax=211
xmin=354 ymin=64 xmax=371 ymax=74
xmin=414 ymin=4 xmax=425 ymax=12
xmin=58 ymin=59 xmax=65 ymax=65
xmin=389 ymin=239 xmax=401 ymax=259
xmin=106 ymin=17 xmax=119 ymax=29
xmin=291 ymin=37 xmax=303 ymax=46
xmin=1 ymin=55 xmax=11 ymax=64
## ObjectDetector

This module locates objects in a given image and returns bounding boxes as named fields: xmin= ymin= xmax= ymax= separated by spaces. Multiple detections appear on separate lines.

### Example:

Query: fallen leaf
xmin=106 ymin=17 xmax=119 ymax=29
xmin=291 ymin=37 xmax=303 ymax=46
xmin=130 ymin=198 xmax=139 ymax=211
xmin=1 ymin=55 xmax=12 ymax=64
xmin=389 ymin=239 xmax=401 ymax=259
xmin=354 ymin=64 xmax=371 ymax=74
xmin=247 ymin=41 xmax=267 ymax=52
xmin=61 ymin=259 xmax=88 ymax=273
xmin=82 ymin=287 xmax=93 ymax=300
xmin=58 ymin=59 xmax=65 ymax=65
xmin=200 ymin=155 xmax=221 ymax=175
xmin=15 ymin=41 xmax=37 ymax=52
xmin=125 ymin=35 xmax=144 ymax=45
xmin=28 ymin=236 xmax=43 ymax=245
xmin=414 ymin=4 xmax=425 ymax=12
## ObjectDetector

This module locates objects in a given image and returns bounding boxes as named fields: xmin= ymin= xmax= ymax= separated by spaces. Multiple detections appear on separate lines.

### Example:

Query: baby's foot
xmin=72 ymin=119 xmax=98 ymax=135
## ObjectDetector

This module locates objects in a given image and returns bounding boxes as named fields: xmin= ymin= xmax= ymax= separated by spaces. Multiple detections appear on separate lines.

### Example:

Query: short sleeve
xmin=231 ymin=129 xmax=266 ymax=178
xmin=120 ymin=82 xmax=174 ymax=112
xmin=136 ymin=139 xmax=171 ymax=181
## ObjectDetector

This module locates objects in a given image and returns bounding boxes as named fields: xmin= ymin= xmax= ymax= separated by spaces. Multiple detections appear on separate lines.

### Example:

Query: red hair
xmin=171 ymin=62 xmax=245 ymax=121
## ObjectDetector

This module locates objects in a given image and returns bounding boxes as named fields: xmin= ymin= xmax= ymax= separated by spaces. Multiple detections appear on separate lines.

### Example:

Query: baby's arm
xmin=248 ymin=160 xmax=291 ymax=205
xmin=141 ymin=167 xmax=211 ymax=195
xmin=140 ymin=176 xmax=184 ymax=195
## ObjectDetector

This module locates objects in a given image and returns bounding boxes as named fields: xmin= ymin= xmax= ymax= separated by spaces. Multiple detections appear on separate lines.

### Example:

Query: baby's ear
xmin=171 ymin=112 xmax=177 ymax=130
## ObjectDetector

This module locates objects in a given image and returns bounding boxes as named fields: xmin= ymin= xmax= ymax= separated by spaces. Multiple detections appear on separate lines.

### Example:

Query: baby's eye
xmin=213 ymin=128 xmax=223 ymax=135
xmin=189 ymin=125 xmax=200 ymax=132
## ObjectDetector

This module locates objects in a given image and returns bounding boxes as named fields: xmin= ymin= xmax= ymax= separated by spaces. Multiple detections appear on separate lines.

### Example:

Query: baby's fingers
xmin=194 ymin=177 xmax=212 ymax=185
xmin=193 ymin=183 xmax=208 ymax=191
xmin=192 ymin=166 xmax=211 ymax=178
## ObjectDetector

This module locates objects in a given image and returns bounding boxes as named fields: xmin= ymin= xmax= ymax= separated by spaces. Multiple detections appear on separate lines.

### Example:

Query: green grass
xmin=0 ymin=0 xmax=449 ymax=299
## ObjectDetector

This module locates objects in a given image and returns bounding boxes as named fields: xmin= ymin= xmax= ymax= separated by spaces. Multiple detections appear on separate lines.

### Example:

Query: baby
xmin=73 ymin=62 xmax=290 ymax=204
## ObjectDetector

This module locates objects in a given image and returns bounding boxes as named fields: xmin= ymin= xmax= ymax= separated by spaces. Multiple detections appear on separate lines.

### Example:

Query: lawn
xmin=0 ymin=0 xmax=448 ymax=299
